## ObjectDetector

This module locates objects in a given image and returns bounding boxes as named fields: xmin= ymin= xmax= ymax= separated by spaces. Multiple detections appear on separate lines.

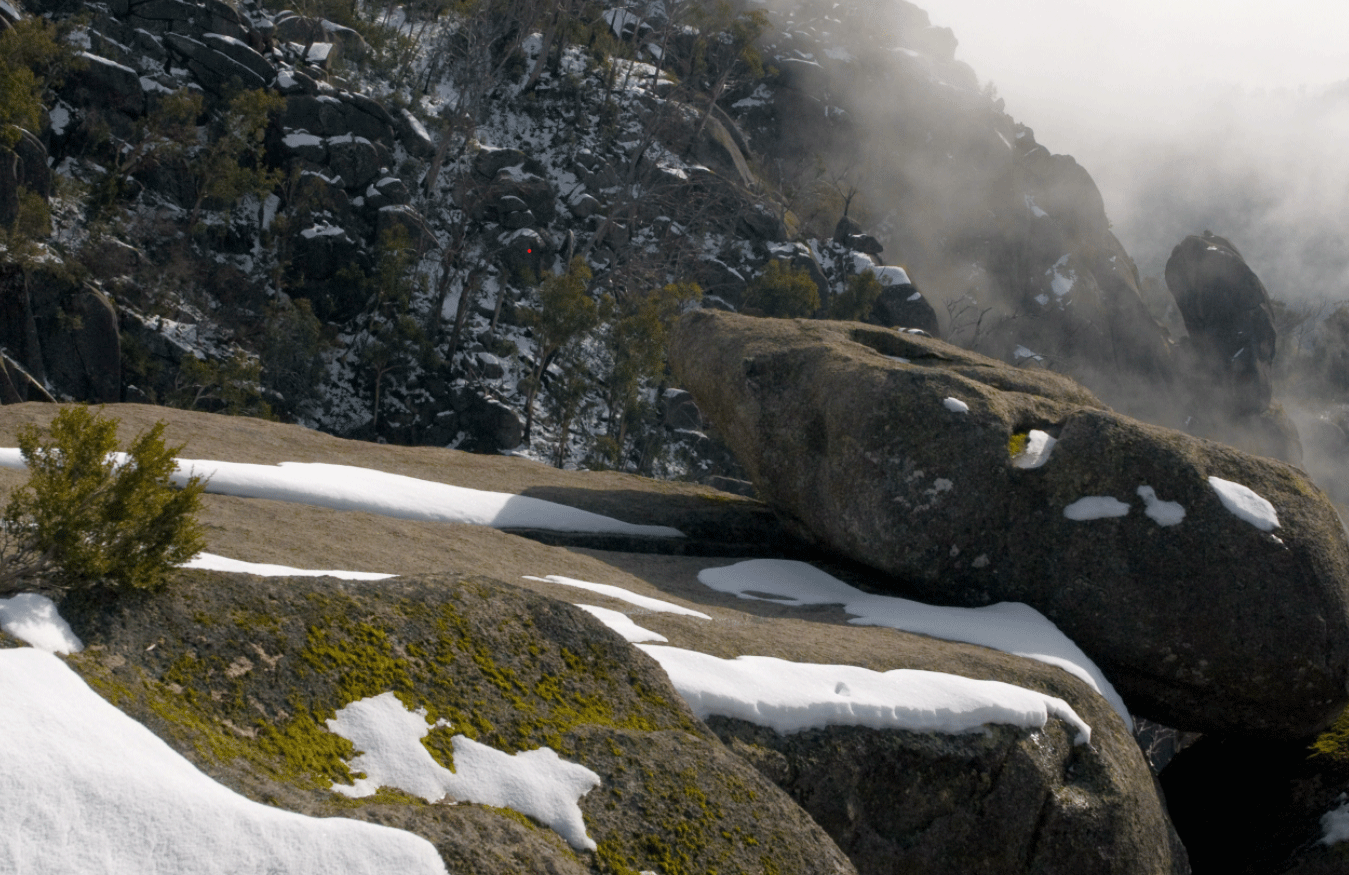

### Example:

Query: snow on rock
xmin=1024 ymin=195 xmax=1048 ymax=218
xmin=872 ymin=265 xmax=911 ymax=286
xmin=0 ymin=452 xmax=684 ymax=537
xmin=1136 ymin=486 xmax=1186 ymax=527
xmin=1321 ymin=795 xmax=1349 ymax=844
xmin=184 ymin=552 xmax=395 ymax=580
xmin=327 ymin=692 xmax=601 ymax=850
xmin=0 ymin=593 xmax=83 ymax=654
xmin=524 ymin=575 xmax=711 ymax=618
xmin=1208 ymin=476 xmax=1280 ymax=531
xmin=574 ymin=605 xmax=667 ymax=643
xmin=698 ymin=559 xmax=1129 ymax=728
xmin=170 ymin=458 xmax=685 ymax=537
xmin=1064 ymin=496 xmax=1130 ymax=521
xmin=0 ymin=649 xmax=449 ymax=875
xmin=1047 ymin=254 xmax=1075 ymax=298
xmin=943 ymin=397 xmax=969 ymax=414
xmin=637 ymin=645 xmax=1092 ymax=744
xmin=1011 ymin=429 xmax=1056 ymax=470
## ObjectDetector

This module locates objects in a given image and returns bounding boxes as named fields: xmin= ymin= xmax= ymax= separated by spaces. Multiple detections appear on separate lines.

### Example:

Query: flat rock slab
xmin=670 ymin=311 xmax=1349 ymax=738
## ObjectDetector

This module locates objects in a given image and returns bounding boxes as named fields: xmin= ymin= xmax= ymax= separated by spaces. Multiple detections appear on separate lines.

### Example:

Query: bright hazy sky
xmin=917 ymin=0 xmax=1349 ymax=290
xmin=920 ymin=0 xmax=1347 ymax=152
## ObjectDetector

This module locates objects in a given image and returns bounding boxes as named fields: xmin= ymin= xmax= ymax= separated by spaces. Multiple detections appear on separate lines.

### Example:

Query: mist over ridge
xmin=916 ymin=0 xmax=1349 ymax=313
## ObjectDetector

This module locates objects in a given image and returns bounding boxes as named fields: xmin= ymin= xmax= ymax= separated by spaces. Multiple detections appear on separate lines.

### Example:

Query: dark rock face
xmin=1164 ymin=232 xmax=1302 ymax=464
xmin=871 ymin=284 xmax=940 ymax=336
xmin=1166 ymin=233 xmax=1278 ymax=416
xmin=68 ymin=52 xmax=145 ymax=116
xmin=0 ymin=266 xmax=120 ymax=403
xmin=714 ymin=716 xmax=1186 ymax=875
xmin=1160 ymin=734 xmax=1349 ymax=875
xmin=670 ymin=311 xmax=1349 ymax=739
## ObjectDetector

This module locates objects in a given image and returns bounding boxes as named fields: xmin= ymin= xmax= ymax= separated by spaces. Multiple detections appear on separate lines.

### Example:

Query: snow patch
xmin=1046 ymin=255 xmax=1075 ymax=298
xmin=327 ymin=692 xmax=600 ymax=850
xmin=872 ymin=265 xmax=911 ymax=286
xmin=523 ymin=575 xmax=711 ymax=618
xmin=183 ymin=552 xmax=395 ymax=580
xmin=1208 ymin=476 xmax=1280 ymax=531
xmin=575 ymin=605 xmax=667 ymax=643
xmin=1321 ymin=795 xmax=1349 ymax=844
xmin=1012 ymin=430 xmax=1056 ymax=470
xmin=0 ymin=650 xmax=449 ymax=875
xmin=1064 ymin=496 xmax=1130 ymax=520
xmin=1137 ymin=486 xmax=1186 ymax=527
xmin=0 ymin=593 xmax=83 ymax=654
xmin=638 ymin=645 xmax=1092 ymax=744
xmin=1024 ymin=195 xmax=1048 ymax=218
xmin=698 ymin=559 xmax=1129 ymax=728
xmin=165 ymin=458 xmax=685 ymax=537
xmin=943 ymin=397 xmax=969 ymax=413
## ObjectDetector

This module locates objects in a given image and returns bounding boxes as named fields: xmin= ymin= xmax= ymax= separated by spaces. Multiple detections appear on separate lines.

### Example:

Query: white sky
xmin=921 ymin=0 xmax=1349 ymax=151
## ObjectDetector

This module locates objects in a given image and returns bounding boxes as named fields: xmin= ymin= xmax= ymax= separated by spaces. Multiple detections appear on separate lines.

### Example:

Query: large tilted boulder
xmin=696 ymin=603 xmax=1189 ymax=875
xmin=1165 ymin=231 xmax=1301 ymax=463
xmin=669 ymin=311 xmax=1349 ymax=738
xmin=1166 ymin=232 xmax=1277 ymax=416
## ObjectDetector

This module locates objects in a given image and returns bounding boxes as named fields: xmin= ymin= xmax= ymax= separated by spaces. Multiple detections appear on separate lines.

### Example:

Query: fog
xmin=921 ymin=0 xmax=1349 ymax=310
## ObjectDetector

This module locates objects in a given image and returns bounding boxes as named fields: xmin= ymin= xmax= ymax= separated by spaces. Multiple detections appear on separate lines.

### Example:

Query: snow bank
xmin=1208 ymin=476 xmax=1280 ymax=531
xmin=0 ymin=451 xmax=685 ymax=538
xmin=0 ymin=449 xmax=683 ymax=536
xmin=0 ymin=649 xmax=449 ymax=875
xmin=575 ymin=604 xmax=668 ymax=642
xmin=184 ymin=552 xmax=395 ymax=580
xmin=698 ymin=559 xmax=1129 ymax=727
xmin=637 ymin=645 xmax=1091 ymax=744
xmin=172 ymin=459 xmax=684 ymax=536
xmin=327 ymin=692 xmax=600 ymax=850
xmin=524 ymin=575 xmax=711 ymax=618
xmin=0 ymin=593 xmax=83 ymax=654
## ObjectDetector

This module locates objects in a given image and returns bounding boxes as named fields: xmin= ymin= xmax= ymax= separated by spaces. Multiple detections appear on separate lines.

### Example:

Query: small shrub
xmin=829 ymin=269 xmax=882 ymax=322
xmin=744 ymin=260 xmax=820 ymax=318
xmin=0 ymin=407 xmax=207 ymax=596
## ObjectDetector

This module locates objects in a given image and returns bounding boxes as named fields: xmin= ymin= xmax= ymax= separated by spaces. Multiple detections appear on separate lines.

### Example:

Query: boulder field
xmin=670 ymin=311 xmax=1349 ymax=740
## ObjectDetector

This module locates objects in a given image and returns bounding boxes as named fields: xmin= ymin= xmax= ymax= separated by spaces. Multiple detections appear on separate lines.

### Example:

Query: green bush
xmin=0 ymin=407 xmax=207 ymax=596
xmin=829 ymin=269 xmax=882 ymax=322
xmin=744 ymin=260 xmax=820 ymax=318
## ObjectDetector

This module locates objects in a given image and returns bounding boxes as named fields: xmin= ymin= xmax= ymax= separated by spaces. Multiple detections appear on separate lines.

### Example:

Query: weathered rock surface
xmin=714 ymin=716 xmax=1186 ymax=875
xmin=670 ymin=310 xmax=1349 ymax=738
xmin=58 ymin=570 xmax=857 ymax=875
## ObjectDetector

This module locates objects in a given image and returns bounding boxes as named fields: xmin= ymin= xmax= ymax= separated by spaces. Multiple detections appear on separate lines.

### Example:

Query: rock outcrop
xmin=1165 ymin=232 xmax=1302 ymax=463
xmin=670 ymin=310 xmax=1349 ymax=739
xmin=1 ymin=401 xmax=1191 ymax=875
xmin=58 ymin=569 xmax=857 ymax=875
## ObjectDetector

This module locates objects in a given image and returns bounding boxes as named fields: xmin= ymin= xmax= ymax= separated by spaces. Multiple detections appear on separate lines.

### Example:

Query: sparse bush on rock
xmin=0 ymin=406 xmax=206 ymax=596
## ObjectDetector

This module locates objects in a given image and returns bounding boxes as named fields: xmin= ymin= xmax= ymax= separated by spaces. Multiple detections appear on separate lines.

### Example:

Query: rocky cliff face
xmin=0 ymin=0 xmax=1256 ymax=480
